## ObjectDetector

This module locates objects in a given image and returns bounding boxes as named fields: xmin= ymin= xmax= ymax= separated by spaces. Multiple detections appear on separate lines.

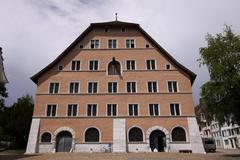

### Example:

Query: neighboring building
xmin=26 ymin=20 xmax=204 ymax=154
xmin=195 ymin=102 xmax=240 ymax=149
xmin=0 ymin=47 xmax=8 ymax=84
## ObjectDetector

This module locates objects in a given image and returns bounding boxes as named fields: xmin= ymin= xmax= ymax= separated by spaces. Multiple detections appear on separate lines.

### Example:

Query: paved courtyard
xmin=0 ymin=149 xmax=239 ymax=160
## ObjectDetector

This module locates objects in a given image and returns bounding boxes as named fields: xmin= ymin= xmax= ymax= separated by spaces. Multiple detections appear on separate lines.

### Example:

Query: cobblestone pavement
xmin=0 ymin=149 xmax=239 ymax=160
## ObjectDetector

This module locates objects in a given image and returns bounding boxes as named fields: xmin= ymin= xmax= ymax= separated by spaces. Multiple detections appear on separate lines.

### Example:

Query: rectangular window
xmin=108 ymin=82 xmax=117 ymax=93
xmin=46 ymin=104 xmax=57 ymax=117
xmin=126 ymin=82 xmax=136 ymax=93
xmin=224 ymin=140 xmax=229 ymax=145
xmin=166 ymin=64 xmax=171 ymax=70
xmin=88 ymin=82 xmax=98 ymax=93
xmin=90 ymin=39 xmax=99 ymax=49
xmin=49 ymin=83 xmax=59 ymax=94
xmin=146 ymin=60 xmax=156 ymax=70
xmin=87 ymin=104 xmax=97 ymax=116
xmin=126 ymin=39 xmax=135 ymax=48
xmin=89 ymin=60 xmax=99 ymax=71
xmin=67 ymin=104 xmax=77 ymax=116
xmin=148 ymin=81 xmax=157 ymax=93
xmin=170 ymin=103 xmax=180 ymax=116
xmin=58 ymin=65 xmax=63 ymax=70
xmin=168 ymin=81 xmax=178 ymax=92
xmin=108 ymin=39 xmax=117 ymax=48
xmin=69 ymin=82 xmax=79 ymax=94
xmin=129 ymin=104 xmax=138 ymax=116
xmin=71 ymin=60 xmax=80 ymax=71
xmin=126 ymin=60 xmax=135 ymax=70
xmin=149 ymin=104 xmax=159 ymax=116
xmin=107 ymin=104 xmax=117 ymax=116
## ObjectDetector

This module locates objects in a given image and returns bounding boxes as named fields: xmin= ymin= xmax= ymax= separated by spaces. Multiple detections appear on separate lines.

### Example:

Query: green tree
xmin=0 ymin=84 xmax=8 ymax=140
xmin=199 ymin=25 xmax=240 ymax=124
xmin=2 ymin=95 xmax=34 ymax=148
xmin=0 ymin=84 xmax=8 ymax=110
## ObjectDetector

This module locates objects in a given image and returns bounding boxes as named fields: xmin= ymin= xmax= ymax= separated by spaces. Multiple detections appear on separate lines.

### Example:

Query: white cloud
xmin=1 ymin=0 xmax=240 ymax=105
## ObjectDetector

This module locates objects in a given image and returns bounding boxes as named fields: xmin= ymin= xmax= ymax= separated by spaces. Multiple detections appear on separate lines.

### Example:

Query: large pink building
xmin=26 ymin=20 xmax=204 ymax=154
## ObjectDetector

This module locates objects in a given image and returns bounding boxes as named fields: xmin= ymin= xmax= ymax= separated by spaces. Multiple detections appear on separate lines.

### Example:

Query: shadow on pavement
xmin=0 ymin=155 xmax=38 ymax=160
xmin=223 ymin=154 xmax=240 ymax=157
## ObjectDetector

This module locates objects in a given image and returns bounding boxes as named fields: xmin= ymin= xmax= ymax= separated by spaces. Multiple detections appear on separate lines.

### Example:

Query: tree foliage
xmin=199 ymin=25 xmax=240 ymax=124
xmin=0 ymin=84 xmax=8 ymax=110
xmin=0 ymin=95 xmax=34 ymax=148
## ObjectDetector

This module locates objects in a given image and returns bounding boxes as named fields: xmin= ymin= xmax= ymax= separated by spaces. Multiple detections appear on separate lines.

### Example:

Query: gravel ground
xmin=0 ymin=150 xmax=239 ymax=160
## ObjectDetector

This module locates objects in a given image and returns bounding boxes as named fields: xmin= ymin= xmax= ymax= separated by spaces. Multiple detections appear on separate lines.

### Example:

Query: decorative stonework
xmin=146 ymin=126 xmax=170 ymax=152
xmin=52 ymin=126 xmax=76 ymax=152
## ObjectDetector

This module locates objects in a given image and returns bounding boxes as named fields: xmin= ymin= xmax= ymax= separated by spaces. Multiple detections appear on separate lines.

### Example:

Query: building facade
xmin=195 ymin=103 xmax=240 ymax=149
xmin=26 ymin=20 xmax=204 ymax=154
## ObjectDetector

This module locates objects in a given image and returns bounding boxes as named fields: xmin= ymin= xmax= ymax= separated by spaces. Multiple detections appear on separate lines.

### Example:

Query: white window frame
xmin=126 ymin=60 xmax=136 ymax=70
xmin=69 ymin=82 xmax=80 ymax=94
xmin=71 ymin=60 xmax=81 ymax=71
xmin=169 ymin=103 xmax=181 ymax=116
xmin=125 ymin=39 xmax=135 ymax=48
xmin=167 ymin=80 xmax=179 ymax=93
xmin=146 ymin=59 xmax=156 ymax=70
xmin=147 ymin=81 xmax=158 ymax=93
xmin=89 ymin=60 xmax=99 ymax=71
xmin=128 ymin=103 xmax=139 ymax=116
xmin=87 ymin=81 xmax=98 ymax=94
xmin=108 ymin=39 xmax=118 ymax=49
xmin=90 ymin=39 xmax=100 ymax=49
xmin=166 ymin=64 xmax=171 ymax=70
xmin=108 ymin=82 xmax=118 ymax=93
xmin=148 ymin=103 xmax=160 ymax=116
xmin=46 ymin=104 xmax=58 ymax=117
xmin=49 ymin=82 xmax=60 ymax=94
xmin=126 ymin=81 xmax=137 ymax=93
xmin=106 ymin=104 xmax=118 ymax=116
xmin=66 ymin=104 xmax=78 ymax=117
xmin=86 ymin=104 xmax=98 ymax=116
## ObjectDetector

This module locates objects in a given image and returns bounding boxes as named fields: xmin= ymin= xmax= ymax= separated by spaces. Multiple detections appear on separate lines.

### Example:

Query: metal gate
xmin=56 ymin=131 xmax=72 ymax=152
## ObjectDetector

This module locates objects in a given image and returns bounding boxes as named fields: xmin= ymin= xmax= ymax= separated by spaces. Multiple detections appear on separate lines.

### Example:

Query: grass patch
xmin=0 ymin=149 xmax=25 ymax=155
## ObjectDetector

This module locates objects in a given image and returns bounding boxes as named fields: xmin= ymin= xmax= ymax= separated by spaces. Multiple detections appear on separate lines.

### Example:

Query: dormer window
xmin=146 ymin=44 xmax=150 ymax=48
xmin=121 ymin=27 xmax=126 ymax=32
xmin=108 ymin=57 xmax=121 ymax=75
xmin=58 ymin=65 xmax=63 ymax=71
xmin=104 ymin=28 xmax=109 ymax=32
xmin=166 ymin=64 xmax=171 ymax=70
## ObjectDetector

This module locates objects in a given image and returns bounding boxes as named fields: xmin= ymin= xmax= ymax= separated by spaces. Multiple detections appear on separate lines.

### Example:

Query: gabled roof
xmin=31 ymin=20 xmax=196 ymax=85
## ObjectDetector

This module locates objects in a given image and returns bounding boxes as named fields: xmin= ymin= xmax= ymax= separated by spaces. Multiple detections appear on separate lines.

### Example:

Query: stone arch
xmin=52 ymin=127 xmax=76 ymax=152
xmin=83 ymin=126 xmax=101 ymax=142
xmin=170 ymin=125 xmax=188 ymax=142
xmin=54 ymin=127 xmax=76 ymax=139
xmin=40 ymin=131 xmax=52 ymax=143
xmin=127 ymin=125 xmax=145 ymax=142
xmin=146 ymin=126 xmax=170 ymax=152
xmin=106 ymin=57 xmax=122 ymax=75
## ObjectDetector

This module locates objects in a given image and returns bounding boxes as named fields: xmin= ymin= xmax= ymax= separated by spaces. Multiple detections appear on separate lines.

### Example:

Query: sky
xmin=1 ymin=0 xmax=240 ymax=106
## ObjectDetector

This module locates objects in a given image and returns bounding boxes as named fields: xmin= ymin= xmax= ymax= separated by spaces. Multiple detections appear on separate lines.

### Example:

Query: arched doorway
xmin=150 ymin=130 xmax=166 ymax=152
xmin=56 ymin=131 xmax=72 ymax=152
